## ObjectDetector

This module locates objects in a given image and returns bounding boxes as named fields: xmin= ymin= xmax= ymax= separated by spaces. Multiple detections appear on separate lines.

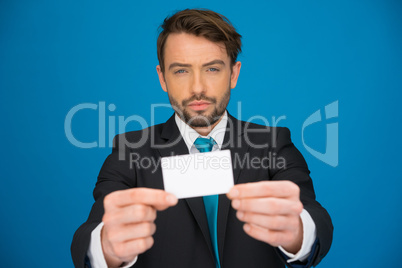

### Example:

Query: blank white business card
xmin=161 ymin=150 xmax=234 ymax=199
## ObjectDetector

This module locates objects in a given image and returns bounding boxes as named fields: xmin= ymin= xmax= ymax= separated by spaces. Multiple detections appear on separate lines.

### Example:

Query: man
xmin=71 ymin=9 xmax=333 ymax=268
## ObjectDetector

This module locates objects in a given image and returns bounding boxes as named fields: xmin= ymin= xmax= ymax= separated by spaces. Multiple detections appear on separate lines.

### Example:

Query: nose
xmin=190 ymin=72 xmax=206 ymax=95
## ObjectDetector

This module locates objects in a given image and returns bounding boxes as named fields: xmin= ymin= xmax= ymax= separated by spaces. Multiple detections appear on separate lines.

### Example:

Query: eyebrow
xmin=202 ymin=59 xmax=225 ymax=67
xmin=168 ymin=59 xmax=225 ymax=71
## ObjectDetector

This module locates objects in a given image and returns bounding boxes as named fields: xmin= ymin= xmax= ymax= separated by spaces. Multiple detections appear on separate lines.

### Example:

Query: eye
xmin=208 ymin=68 xmax=219 ymax=72
xmin=174 ymin=69 xmax=186 ymax=74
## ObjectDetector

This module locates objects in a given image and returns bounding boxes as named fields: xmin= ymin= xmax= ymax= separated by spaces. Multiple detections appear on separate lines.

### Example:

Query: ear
xmin=156 ymin=65 xmax=168 ymax=92
xmin=230 ymin=61 xmax=242 ymax=89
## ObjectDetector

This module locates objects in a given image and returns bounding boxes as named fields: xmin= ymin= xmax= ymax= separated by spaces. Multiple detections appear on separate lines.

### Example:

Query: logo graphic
xmin=302 ymin=101 xmax=339 ymax=167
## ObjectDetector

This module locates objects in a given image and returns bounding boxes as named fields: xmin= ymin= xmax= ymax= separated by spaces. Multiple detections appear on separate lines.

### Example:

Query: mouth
xmin=187 ymin=100 xmax=211 ymax=111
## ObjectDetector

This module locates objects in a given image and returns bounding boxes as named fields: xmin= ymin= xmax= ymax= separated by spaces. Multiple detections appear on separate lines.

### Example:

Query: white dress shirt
xmin=87 ymin=111 xmax=317 ymax=267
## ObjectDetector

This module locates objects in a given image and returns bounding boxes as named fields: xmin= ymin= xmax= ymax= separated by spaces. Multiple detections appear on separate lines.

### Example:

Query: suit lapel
xmin=218 ymin=114 xmax=250 ymax=260
xmin=156 ymin=114 xmax=188 ymax=157
xmin=156 ymin=114 xmax=215 ymax=259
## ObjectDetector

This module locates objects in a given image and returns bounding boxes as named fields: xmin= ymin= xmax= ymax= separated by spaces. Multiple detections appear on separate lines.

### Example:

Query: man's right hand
xmin=101 ymin=188 xmax=178 ymax=267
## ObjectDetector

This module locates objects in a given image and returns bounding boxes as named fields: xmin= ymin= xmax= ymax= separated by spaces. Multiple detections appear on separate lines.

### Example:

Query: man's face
xmin=157 ymin=33 xmax=241 ymax=128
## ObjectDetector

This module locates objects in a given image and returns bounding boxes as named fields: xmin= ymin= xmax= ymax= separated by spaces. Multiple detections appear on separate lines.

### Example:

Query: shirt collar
xmin=175 ymin=111 xmax=228 ymax=153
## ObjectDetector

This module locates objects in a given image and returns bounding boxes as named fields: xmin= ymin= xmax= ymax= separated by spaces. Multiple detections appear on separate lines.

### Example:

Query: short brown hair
xmin=157 ymin=8 xmax=242 ymax=73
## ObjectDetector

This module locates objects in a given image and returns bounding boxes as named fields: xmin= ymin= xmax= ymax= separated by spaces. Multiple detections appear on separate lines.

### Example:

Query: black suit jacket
xmin=71 ymin=113 xmax=333 ymax=268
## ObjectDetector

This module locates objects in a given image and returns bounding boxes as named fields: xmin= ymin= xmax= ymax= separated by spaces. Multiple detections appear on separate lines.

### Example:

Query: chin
xmin=189 ymin=116 xmax=212 ymax=126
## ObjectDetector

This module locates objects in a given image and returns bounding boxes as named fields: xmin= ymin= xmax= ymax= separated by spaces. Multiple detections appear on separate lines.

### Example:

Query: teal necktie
xmin=193 ymin=137 xmax=221 ymax=268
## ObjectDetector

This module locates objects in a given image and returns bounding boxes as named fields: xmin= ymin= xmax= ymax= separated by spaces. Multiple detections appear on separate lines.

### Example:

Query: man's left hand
xmin=227 ymin=181 xmax=304 ymax=254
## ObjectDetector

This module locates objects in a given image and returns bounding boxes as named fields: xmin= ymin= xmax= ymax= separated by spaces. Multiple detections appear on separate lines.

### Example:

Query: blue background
xmin=1 ymin=0 xmax=401 ymax=267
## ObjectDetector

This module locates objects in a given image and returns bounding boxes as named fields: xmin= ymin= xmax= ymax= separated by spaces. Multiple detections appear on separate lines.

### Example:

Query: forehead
xmin=164 ymin=33 xmax=229 ymax=65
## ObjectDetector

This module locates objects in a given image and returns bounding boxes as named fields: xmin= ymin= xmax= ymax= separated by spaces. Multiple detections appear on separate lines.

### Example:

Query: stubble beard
xmin=168 ymin=87 xmax=231 ymax=128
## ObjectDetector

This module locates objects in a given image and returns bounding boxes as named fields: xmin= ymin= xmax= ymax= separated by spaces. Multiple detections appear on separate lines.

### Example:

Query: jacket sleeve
xmin=270 ymin=127 xmax=333 ymax=267
xmin=71 ymin=134 xmax=136 ymax=268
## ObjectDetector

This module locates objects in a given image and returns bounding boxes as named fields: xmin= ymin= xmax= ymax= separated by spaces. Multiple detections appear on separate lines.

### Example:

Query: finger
xmin=231 ymin=197 xmax=303 ymax=215
xmin=104 ymin=188 xmax=178 ymax=211
xmin=105 ymin=222 xmax=156 ymax=243
xmin=103 ymin=204 xmax=157 ymax=225
xmin=243 ymin=223 xmax=295 ymax=248
xmin=236 ymin=212 xmax=300 ymax=231
xmin=227 ymin=181 xmax=300 ymax=200
xmin=109 ymin=236 xmax=154 ymax=262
